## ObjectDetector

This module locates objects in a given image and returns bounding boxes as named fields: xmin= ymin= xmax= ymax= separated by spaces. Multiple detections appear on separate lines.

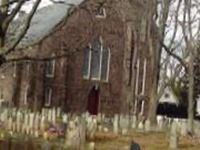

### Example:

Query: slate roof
xmin=6 ymin=0 xmax=84 ymax=47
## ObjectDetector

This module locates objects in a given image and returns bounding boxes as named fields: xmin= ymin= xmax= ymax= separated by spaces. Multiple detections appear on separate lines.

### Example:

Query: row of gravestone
xmin=0 ymin=107 xmax=64 ymax=137
xmin=1 ymin=107 xmax=200 ymax=149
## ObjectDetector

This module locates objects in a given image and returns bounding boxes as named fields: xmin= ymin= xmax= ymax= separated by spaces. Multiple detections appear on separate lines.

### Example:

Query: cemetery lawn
xmin=93 ymin=131 xmax=200 ymax=150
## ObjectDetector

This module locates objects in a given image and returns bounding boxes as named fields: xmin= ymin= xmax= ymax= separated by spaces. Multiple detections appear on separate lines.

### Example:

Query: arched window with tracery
xmin=83 ymin=37 xmax=110 ymax=82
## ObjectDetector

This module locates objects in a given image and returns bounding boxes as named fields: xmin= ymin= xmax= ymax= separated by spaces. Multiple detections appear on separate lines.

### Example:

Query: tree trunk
xmin=187 ymin=46 xmax=194 ymax=133
xmin=147 ymin=48 xmax=160 ymax=125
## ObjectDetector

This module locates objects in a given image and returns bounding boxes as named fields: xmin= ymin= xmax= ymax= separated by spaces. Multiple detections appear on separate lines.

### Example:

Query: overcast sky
xmin=21 ymin=0 xmax=52 ymax=11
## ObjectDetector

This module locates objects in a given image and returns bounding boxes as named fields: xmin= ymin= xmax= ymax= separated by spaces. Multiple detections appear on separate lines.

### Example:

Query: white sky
xmin=21 ymin=0 xmax=52 ymax=11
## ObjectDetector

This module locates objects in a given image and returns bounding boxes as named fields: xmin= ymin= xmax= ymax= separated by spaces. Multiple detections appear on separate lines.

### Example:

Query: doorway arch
xmin=87 ymin=85 xmax=100 ymax=115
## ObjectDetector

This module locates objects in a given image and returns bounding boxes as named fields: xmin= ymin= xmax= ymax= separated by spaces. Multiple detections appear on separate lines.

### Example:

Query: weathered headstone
xmin=131 ymin=115 xmax=137 ymax=129
xmin=113 ymin=114 xmax=119 ymax=134
xmin=169 ymin=121 xmax=178 ymax=149
xmin=16 ymin=111 xmax=21 ymax=132
xmin=29 ymin=113 xmax=34 ymax=130
xmin=157 ymin=115 xmax=164 ymax=130
xmin=138 ymin=121 xmax=144 ymax=131
xmin=52 ymin=108 xmax=56 ymax=125
xmin=144 ymin=119 xmax=151 ymax=132
xmin=48 ymin=109 xmax=52 ymax=122
xmin=24 ymin=113 xmax=29 ymax=134
xmin=119 ymin=115 xmax=129 ymax=135
xmin=34 ymin=113 xmax=40 ymax=131
xmin=56 ymin=107 xmax=61 ymax=118
xmin=8 ymin=117 xmax=12 ymax=130
xmin=65 ymin=121 xmax=81 ymax=149
xmin=86 ymin=117 xmax=97 ymax=140
xmin=88 ymin=142 xmax=95 ymax=150
xmin=40 ymin=115 xmax=46 ymax=132
xmin=180 ymin=122 xmax=187 ymax=136
xmin=62 ymin=114 xmax=68 ymax=124
xmin=41 ymin=141 xmax=51 ymax=150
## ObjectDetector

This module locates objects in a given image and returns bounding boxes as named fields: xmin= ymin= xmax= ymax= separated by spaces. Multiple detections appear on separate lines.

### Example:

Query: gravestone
xmin=52 ymin=108 xmax=56 ymax=125
xmin=119 ymin=115 xmax=129 ymax=135
xmin=113 ymin=114 xmax=119 ymax=134
xmin=65 ymin=121 xmax=81 ymax=149
xmin=97 ymin=113 xmax=102 ymax=123
xmin=56 ymin=107 xmax=61 ymax=118
xmin=131 ymin=115 xmax=137 ymax=129
xmin=180 ymin=120 xmax=187 ymax=136
xmin=144 ymin=119 xmax=151 ymax=132
xmin=34 ymin=113 xmax=40 ymax=131
xmin=48 ymin=109 xmax=52 ymax=122
xmin=1 ymin=109 xmax=8 ymax=122
xmin=40 ymin=115 xmax=46 ymax=132
xmin=138 ymin=121 xmax=144 ymax=131
xmin=157 ymin=115 xmax=164 ymax=130
xmin=8 ymin=117 xmax=12 ymax=130
xmin=16 ymin=111 xmax=21 ymax=132
xmin=41 ymin=141 xmax=51 ymax=150
xmin=86 ymin=117 xmax=97 ymax=140
xmin=62 ymin=114 xmax=68 ymax=124
xmin=88 ymin=142 xmax=95 ymax=150
xmin=78 ymin=118 xmax=86 ymax=149
xmin=23 ymin=113 xmax=29 ymax=134
xmin=29 ymin=113 xmax=34 ymax=133
xmin=169 ymin=121 xmax=178 ymax=149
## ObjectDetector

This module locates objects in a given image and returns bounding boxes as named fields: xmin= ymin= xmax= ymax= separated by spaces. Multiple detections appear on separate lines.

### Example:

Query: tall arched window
xmin=83 ymin=37 xmax=110 ymax=82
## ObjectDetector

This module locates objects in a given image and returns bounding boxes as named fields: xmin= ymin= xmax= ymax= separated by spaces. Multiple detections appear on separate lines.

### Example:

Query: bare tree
xmin=146 ymin=0 xmax=200 ymax=131
xmin=155 ymin=0 xmax=200 ymax=133
xmin=0 ymin=0 xmax=41 ymax=63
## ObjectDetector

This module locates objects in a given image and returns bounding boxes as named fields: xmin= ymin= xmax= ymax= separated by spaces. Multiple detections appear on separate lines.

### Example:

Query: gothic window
xmin=83 ymin=45 xmax=91 ymax=79
xmin=95 ymin=8 xmax=106 ymax=18
xmin=45 ymin=87 xmax=52 ymax=107
xmin=45 ymin=59 xmax=55 ymax=77
xmin=83 ymin=37 xmax=110 ymax=82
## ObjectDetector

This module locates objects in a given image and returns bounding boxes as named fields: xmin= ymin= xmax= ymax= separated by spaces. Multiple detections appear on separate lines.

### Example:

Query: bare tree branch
xmin=0 ymin=0 xmax=30 ymax=8
xmin=162 ymin=42 xmax=187 ymax=70
xmin=3 ymin=0 xmax=41 ymax=55
xmin=3 ymin=0 xmax=26 ymax=29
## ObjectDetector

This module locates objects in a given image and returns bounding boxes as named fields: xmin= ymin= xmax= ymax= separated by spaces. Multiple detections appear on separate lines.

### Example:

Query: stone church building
xmin=0 ymin=0 xmax=158 ymax=116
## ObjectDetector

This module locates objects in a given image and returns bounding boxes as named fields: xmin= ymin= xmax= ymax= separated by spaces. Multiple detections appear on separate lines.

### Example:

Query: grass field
xmin=93 ymin=131 xmax=200 ymax=150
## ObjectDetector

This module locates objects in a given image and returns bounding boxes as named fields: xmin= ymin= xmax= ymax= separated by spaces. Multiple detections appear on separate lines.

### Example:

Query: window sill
xmin=45 ymin=74 xmax=54 ymax=78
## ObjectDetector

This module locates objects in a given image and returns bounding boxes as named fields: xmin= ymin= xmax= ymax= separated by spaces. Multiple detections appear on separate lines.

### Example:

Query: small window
xmin=45 ymin=87 xmax=52 ymax=107
xmin=45 ymin=59 xmax=55 ymax=77
xmin=95 ymin=8 xmax=106 ymax=18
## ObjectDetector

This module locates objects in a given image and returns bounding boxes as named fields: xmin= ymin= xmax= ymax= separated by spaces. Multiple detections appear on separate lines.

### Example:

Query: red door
xmin=87 ymin=86 xmax=100 ymax=115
